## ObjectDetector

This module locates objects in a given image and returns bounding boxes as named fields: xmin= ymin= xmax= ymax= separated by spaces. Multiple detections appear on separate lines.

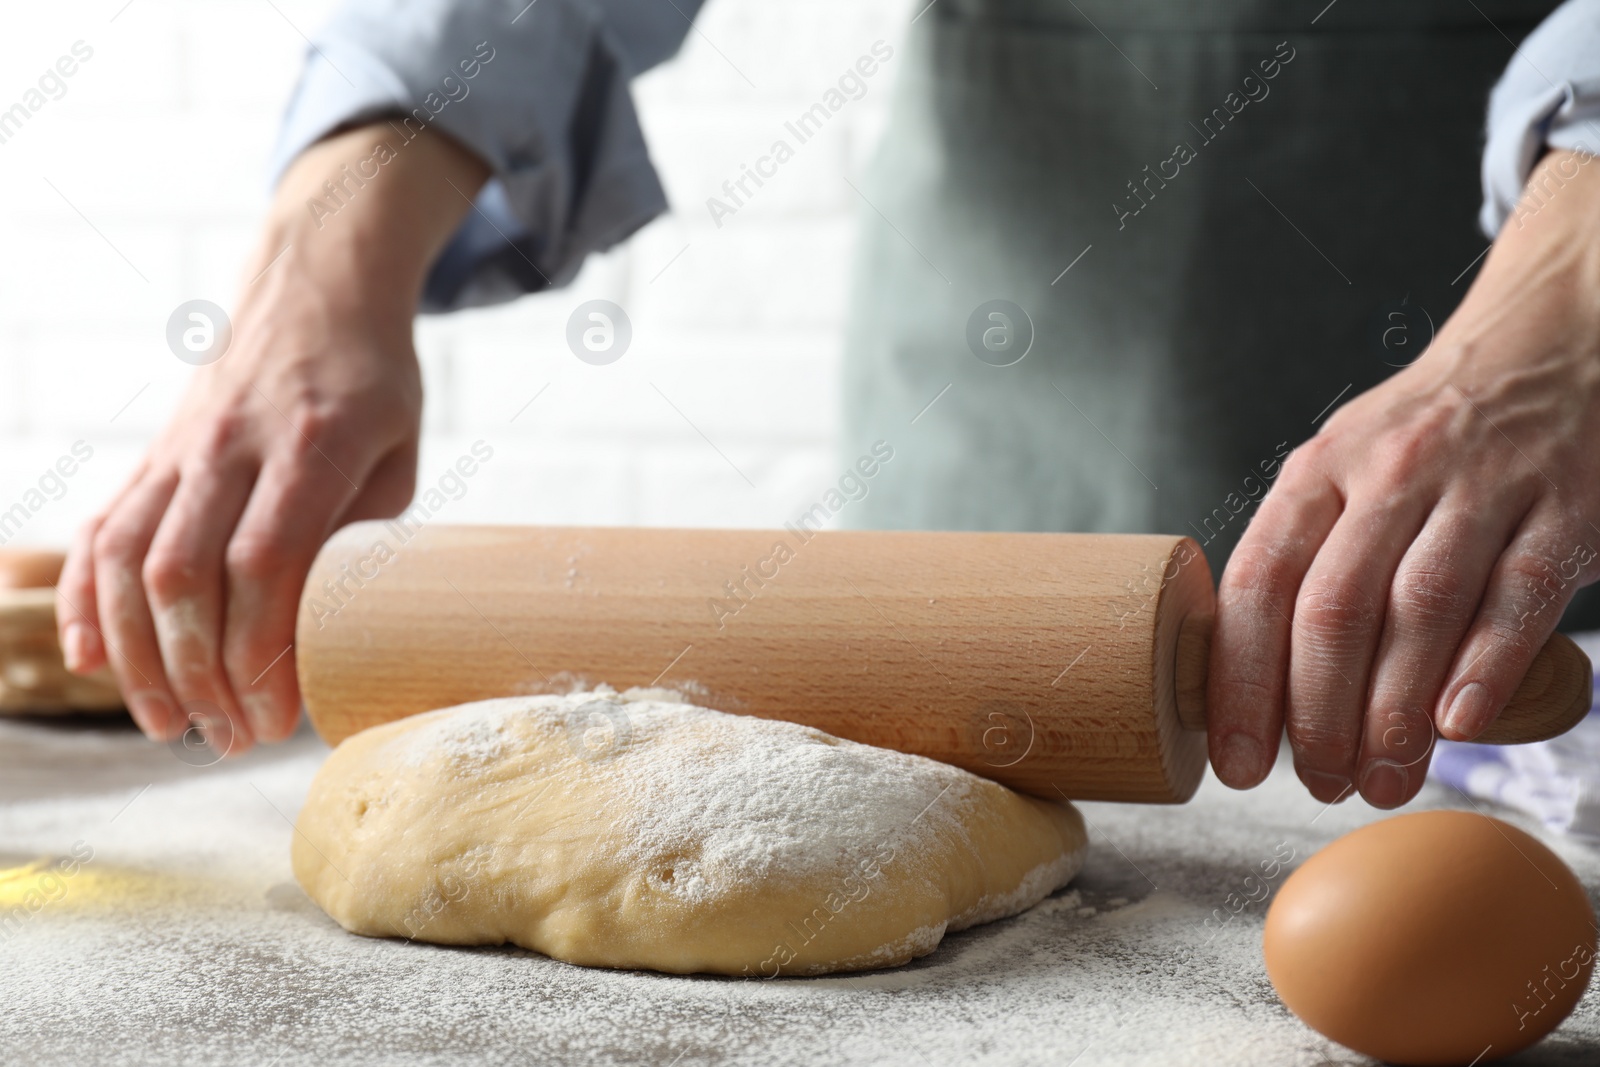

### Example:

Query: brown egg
xmin=0 ymin=548 xmax=65 ymax=590
xmin=1264 ymin=810 xmax=1596 ymax=1065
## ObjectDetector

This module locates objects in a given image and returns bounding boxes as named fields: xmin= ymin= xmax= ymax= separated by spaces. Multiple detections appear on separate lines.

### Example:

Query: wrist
xmin=1427 ymin=150 xmax=1600 ymax=376
xmin=251 ymin=121 xmax=490 ymax=319
xmin=1503 ymin=149 xmax=1600 ymax=256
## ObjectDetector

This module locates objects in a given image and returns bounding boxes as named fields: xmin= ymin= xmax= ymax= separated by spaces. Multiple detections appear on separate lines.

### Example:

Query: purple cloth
xmin=1428 ymin=633 xmax=1600 ymax=837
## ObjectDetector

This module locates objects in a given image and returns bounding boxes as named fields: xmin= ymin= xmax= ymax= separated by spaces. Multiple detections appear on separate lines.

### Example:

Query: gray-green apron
xmin=842 ymin=0 xmax=1600 ymax=628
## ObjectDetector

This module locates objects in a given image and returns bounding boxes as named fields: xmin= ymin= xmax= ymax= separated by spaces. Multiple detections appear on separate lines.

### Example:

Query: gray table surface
xmin=2 ymin=712 xmax=1598 ymax=1067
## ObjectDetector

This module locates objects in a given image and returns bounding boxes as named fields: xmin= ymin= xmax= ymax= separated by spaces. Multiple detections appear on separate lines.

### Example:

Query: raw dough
xmin=293 ymin=689 xmax=1087 ymax=976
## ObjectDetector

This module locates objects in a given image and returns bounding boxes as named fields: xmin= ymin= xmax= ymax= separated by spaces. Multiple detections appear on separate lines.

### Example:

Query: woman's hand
xmin=1208 ymin=148 xmax=1600 ymax=808
xmin=57 ymin=123 xmax=488 ymax=752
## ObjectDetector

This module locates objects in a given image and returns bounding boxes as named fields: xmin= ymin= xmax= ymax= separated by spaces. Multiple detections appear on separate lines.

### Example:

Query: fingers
xmin=59 ymin=463 xmax=152 ymax=673
xmin=1208 ymin=458 xmax=1343 ymax=791
xmin=91 ymin=472 xmax=186 ymax=741
xmin=1286 ymin=489 xmax=1430 ymax=803
xmin=1435 ymin=505 xmax=1592 ymax=741
xmin=58 ymin=514 xmax=106 ymax=673
xmin=221 ymin=436 xmax=371 ymax=744
xmin=70 ymin=433 xmax=398 ymax=752
xmin=142 ymin=453 xmax=259 ymax=758
xmin=1355 ymin=495 xmax=1523 ymax=807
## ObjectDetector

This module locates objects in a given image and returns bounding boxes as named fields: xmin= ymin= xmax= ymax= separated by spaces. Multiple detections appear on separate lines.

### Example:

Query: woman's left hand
xmin=1206 ymin=148 xmax=1600 ymax=808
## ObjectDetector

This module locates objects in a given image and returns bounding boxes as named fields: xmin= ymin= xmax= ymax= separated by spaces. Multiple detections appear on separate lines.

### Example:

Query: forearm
xmin=251 ymin=122 xmax=490 ymax=320
xmin=1439 ymin=149 xmax=1600 ymax=379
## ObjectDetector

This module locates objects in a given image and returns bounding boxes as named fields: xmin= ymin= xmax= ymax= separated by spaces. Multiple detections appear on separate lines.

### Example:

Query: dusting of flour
xmin=392 ymin=686 xmax=1036 ymax=911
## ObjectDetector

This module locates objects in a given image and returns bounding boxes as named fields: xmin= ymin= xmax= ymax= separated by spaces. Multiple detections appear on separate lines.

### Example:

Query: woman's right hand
xmin=57 ymin=123 xmax=489 ymax=753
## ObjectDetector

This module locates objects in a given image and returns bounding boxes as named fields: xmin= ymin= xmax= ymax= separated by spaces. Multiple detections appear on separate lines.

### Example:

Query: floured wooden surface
xmin=3 ymin=714 xmax=1599 ymax=1066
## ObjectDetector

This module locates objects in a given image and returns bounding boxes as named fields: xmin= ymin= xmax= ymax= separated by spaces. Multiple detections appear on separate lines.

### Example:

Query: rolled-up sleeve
xmin=272 ymin=0 xmax=703 ymax=311
xmin=1480 ymin=0 xmax=1600 ymax=236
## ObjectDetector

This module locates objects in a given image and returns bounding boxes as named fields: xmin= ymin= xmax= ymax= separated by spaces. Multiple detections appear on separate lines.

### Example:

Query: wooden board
xmin=0 ymin=587 xmax=123 ymax=714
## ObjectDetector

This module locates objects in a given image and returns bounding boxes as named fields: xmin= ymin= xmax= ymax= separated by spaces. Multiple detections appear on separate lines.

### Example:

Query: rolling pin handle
xmin=1166 ymin=607 xmax=1592 ymax=745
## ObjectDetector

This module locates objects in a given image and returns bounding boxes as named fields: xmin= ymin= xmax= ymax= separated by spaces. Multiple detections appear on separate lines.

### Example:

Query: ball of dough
xmin=294 ymin=690 xmax=1087 ymax=976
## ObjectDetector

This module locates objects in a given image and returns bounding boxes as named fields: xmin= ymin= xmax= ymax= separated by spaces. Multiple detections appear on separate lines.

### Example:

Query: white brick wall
xmin=0 ymin=0 xmax=914 ymax=547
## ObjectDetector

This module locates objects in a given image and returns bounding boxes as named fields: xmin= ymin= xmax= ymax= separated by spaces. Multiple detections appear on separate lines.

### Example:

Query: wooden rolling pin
xmin=296 ymin=524 xmax=1593 ymax=804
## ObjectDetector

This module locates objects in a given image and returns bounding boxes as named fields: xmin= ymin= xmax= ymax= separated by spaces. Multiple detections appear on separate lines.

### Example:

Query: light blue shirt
xmin=272 ymin=0 xmax=705 ymax=311
xmin=272 ymin=0 xmax=1600 ymax=312
xmin=1480 ymin=0 xmax=1600 ymax=233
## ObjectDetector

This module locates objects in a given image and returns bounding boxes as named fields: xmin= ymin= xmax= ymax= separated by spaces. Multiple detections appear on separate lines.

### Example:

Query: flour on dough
xmin=293 ymin=689 xmax=1088 ymax=977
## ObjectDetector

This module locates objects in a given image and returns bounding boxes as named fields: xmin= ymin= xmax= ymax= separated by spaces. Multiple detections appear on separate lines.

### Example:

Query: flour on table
xmin=11 ymin=713 xmax=1589 ymax=1065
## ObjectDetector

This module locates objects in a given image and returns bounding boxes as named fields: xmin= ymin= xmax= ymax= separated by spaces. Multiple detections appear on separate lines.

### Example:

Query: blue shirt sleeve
xmin=271 ymin=0 xmax=705 ymax=311
xmin=1481 ymin=0 xmax=1600 ymax=236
